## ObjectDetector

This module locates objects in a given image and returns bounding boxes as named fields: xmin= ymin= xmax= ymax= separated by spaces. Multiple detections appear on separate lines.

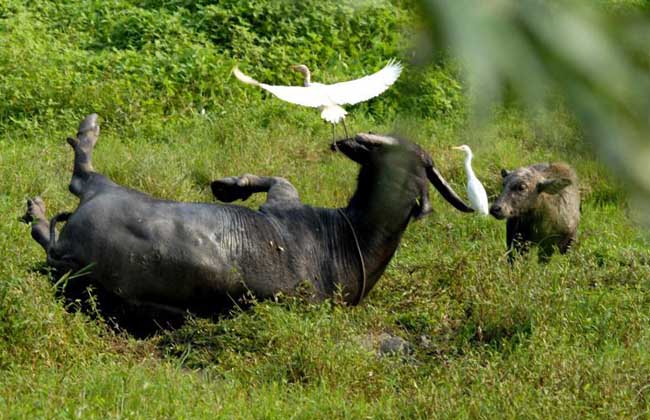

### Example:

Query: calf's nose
xmin=489 ymin=204 xmax=504 ymax=219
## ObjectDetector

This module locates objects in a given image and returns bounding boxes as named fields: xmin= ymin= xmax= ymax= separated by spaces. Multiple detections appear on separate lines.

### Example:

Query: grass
xmin=2 ymin=0 xmax=650 ymax=418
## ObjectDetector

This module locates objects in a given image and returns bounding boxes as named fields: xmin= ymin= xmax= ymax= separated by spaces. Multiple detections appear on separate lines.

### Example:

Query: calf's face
xmin=490 ymin=167 xmax=572 ymax=219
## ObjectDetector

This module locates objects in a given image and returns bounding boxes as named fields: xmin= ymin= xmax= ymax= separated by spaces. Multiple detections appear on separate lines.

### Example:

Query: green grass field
xmin=2 ymin=0 xmax=650 ymax=418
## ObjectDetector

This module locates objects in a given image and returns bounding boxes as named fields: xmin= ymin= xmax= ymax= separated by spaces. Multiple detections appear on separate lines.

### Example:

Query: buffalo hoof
xmin=211 ymin=176 xmax=253 ymax=202
xmin=21 ymin=196 xmax=46 ymax=224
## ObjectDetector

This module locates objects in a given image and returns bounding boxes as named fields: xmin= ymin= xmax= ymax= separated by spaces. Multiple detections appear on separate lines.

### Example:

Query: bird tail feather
xmin=320 ymin=105 xmax=347 ymax=124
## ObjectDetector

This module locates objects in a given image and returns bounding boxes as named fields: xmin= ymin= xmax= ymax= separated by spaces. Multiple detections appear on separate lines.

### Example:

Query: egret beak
xmin=451 ymin=146 xmax=463 ymax=151
xmin=290 ymin=65 xmax=299 ymax=71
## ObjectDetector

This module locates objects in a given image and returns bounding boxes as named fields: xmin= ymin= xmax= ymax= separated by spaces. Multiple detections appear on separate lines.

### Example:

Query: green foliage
xmin=132 ymin=0 xmax=407 ymax=73
xmin=0 ymin=0 xmax=465 ymax=137
xmin=1 ymin=0 xmax=649 ymax=418
xmin=397 ymin=64 xmax=465 ymax=120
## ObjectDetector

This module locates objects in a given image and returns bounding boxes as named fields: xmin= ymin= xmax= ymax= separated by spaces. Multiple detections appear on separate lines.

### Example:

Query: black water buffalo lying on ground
xmin=490 ymin=162 xmax=580 ymax=262
xmin=24 ymin=114 xmax=472 ymax=331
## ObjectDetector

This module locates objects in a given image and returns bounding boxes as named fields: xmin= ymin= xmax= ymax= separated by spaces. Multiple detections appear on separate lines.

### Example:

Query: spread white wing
xmin=325 ymin=60 xmax=402 ymax=105
xmin=232 ymin=60 xmax=402 ymax=108
xmin=233 ymin=67 xmax=324 ymax=108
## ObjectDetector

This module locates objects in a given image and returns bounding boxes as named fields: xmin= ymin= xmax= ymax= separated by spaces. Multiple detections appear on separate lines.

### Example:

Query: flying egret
xmin=452 ymin=145 xmax=489 ymax=215
xmin=232 ymin=60 xmax=402 ymax=141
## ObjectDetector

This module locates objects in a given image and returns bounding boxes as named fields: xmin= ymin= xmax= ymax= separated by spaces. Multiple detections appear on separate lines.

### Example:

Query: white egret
xmin=452 ymin=145 xmax=489 ymax=215
xmin=232 ymin=60 xmax=402 ymax=140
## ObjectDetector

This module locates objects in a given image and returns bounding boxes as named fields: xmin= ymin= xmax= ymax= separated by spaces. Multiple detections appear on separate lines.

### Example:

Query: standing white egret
xmin=452 ymin=145 xmax=489 ymax=215
xmin=232 ymin=60 xmax=402 ymax=141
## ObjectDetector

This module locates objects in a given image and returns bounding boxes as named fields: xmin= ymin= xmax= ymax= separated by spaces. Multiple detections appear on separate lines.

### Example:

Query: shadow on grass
xmin=32 ymin=266 xmax=223 ymax=338
xmin=461 ymin=305 xmax=533 ymax=353
xmin=396 ymin=302 xmax=533 ymax=360
xmin=36 ymin=270 xmax=325 ymax=340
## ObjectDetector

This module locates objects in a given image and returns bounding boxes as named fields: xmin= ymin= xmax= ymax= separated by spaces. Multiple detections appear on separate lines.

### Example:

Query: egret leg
xmin=330 ymin=123 xmax=338 ymax=151
xmin=341 ymin=119 xmax=350 ymax=139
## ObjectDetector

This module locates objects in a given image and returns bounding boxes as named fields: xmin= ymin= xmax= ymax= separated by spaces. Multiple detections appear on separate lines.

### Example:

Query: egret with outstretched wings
xmin=233 ymin=60 xmax=402 ymax=141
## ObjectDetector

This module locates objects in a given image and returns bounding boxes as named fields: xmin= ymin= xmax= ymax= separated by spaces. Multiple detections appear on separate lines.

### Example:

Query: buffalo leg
xmin=506 ymin=218 xmax=533 ymax=263
xmin=22 ymin=197 xmax=50 ymax=251
xmin=537 ymin=236 xmax=561 ymax=263
xmin=507 ymin=236 xmax=532 ymax=264
xmin=537 ymin=246 xmax=553 ymax=263
xmin=505 ymin=218 xmax=519 ymax=263
xmin=67 ymin=114 xmax=100 ymax=197
xmin=211 ymin=174 xmax=300 ymax=208
xmin=558 ymin=235 xmax=574 ymax=254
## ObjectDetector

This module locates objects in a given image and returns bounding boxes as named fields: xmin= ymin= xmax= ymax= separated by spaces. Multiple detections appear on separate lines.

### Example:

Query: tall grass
xmin=1 ymin=0 xmax=649 ymax=417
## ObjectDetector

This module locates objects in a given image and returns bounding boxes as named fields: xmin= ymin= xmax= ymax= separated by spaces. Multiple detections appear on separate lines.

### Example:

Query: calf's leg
xmin=558 ymin=235 xmax=575 ymax=254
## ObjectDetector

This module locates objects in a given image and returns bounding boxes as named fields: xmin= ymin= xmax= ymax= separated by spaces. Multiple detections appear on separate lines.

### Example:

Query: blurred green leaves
xmin=421 ymin=0 xmax=650 ymax=224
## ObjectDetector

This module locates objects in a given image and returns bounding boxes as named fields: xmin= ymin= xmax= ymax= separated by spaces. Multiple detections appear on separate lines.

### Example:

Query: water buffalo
xmin=24 ymin=114 xmax=473 ymax=330
xmin=490 ymin=162 xmax=580 ymax=262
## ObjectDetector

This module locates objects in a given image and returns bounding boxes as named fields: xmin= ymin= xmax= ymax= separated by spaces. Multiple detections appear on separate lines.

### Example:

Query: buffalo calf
xmin=490 ymin=163 xmax=580 ymax=262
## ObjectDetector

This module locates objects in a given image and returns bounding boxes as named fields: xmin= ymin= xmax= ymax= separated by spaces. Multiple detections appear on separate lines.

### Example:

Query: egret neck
xmin=462 ymin=149 xmax=477 ymax=182
xmin=291 ymin=64 xmax=312 ymax=87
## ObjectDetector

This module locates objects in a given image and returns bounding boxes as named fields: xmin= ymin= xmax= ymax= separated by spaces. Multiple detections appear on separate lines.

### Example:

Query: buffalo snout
xmin=489 ymin=203 xmax=506 ymax=219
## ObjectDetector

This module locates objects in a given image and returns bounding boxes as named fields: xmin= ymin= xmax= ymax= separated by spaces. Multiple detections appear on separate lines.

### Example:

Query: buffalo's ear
xmin=332 ymin=138 xmax=370 ymax=164
xmin=355 ymin=133 xmax=399 ymax=147
xmin=412 ymin=191 xmax=433 ymax=220
xmin=501 ymin=169 xmax=511 ymax=178
xmin=537 ymin=177 xmax=572 ymax=194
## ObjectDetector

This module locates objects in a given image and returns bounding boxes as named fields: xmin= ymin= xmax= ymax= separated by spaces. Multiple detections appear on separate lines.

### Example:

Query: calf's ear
xmin=501 ymin=169 xmax=511 ymax=178
xmin=537 ymin=177 xmax=572 ymax=194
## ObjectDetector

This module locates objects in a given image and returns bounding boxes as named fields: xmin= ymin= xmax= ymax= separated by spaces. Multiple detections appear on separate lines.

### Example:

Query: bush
xmin=0 ymin=0 xmax=465 ymax=134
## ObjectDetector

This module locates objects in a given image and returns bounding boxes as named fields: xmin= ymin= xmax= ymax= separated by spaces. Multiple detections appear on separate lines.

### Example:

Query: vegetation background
xmin=1 ymin=0 xmax=649 ymax=417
